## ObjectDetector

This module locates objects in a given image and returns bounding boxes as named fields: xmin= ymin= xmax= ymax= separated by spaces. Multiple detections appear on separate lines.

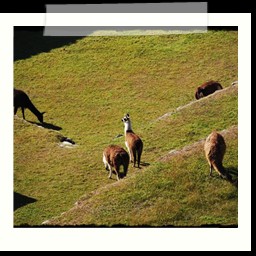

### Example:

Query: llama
xmin=121 ymin=113 xmax=143 ymax=168
xmin=204 ymin=131 xmax=232 ymax=181
xmin=195 ymin=81 xmax=223 ymax=100
xmin=14 ymin=88 xmax=45 ymax=123
xmin=103 ymin=145 xmax=129 ymax=181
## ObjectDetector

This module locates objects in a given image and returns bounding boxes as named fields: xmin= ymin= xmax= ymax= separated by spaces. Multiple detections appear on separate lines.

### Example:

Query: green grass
xmin=14 ymin=30 xmax=238 ymax=226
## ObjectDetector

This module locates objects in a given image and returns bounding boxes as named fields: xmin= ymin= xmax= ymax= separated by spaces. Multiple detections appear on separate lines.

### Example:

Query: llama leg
xmin=209 ymin=164 xmax=213 ymax=177
xmin=125 ymin=141 xmax=132 ymax=163
xmin=108 ymin=165 xmax=113 ymax=179
xmin=123 ymin=162 xmax=129 ymax=177
xmin=14 ymin=107 xmax=18 ymax=115
xmin=103 ymin=155 xmax=109 ymax=171
xmin=115 ymin=166 xmax=120 ymax=181
xmin=133 ymin=150 xmax=136 ymax=167
xmin=21 ymin=107 xmax=26 ymax=119
xmin=137 ymin=152 xmax=141 ymax=168
xmin=123 ymin=166 xmax=127 ymax=177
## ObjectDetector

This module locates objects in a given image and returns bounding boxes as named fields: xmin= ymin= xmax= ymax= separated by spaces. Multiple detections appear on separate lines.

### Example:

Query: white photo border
xmin=0 ymin=13 xmax=251 ymax=251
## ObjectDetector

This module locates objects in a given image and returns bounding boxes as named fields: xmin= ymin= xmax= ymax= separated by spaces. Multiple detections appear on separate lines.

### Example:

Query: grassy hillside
xmin=14 ymin=30 xmax=238 ymax=226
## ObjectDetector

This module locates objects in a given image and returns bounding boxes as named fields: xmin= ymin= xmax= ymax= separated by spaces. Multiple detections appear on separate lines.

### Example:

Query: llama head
xmin=38 ymin=111 xmax=46 ymax=123
xmin=121 ymin=113 xmax=130 ymax=123
xmin=195 ymin=88 xmax=204 ymax=100
xmin=121 ymin=113 xmax=132 ymax=131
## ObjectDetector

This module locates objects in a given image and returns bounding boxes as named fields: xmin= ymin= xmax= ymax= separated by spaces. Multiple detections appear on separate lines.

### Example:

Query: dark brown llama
xmin=14 ymin=89 xmax=45 ymax=123
xmin=195 ymin=81 xmax=223 ymax=100
xmin=103 ymin=145 xmax=129 ymax=181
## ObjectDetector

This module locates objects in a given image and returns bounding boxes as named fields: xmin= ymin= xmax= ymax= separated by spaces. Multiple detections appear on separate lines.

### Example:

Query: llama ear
xmin=42 ymin=112 xmax=46 ymax=115
xmin=126 ymin=113 xmax=129 ymax=118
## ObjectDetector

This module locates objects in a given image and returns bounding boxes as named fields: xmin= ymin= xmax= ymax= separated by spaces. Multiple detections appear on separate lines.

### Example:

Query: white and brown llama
xmin=121 ymin=114 xmax=143 ymax=168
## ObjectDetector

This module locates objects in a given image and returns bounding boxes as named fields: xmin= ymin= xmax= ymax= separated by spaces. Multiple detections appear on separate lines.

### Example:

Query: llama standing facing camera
xmin=121 ymin=114 xmax=143 ymax=168
xmin=103 ymin=145 xmax=129 ymax=181
xmin=204 ymin=131 xmax=232 ymax=181
xmin=14 ymin=88 xmax=45 ymax=123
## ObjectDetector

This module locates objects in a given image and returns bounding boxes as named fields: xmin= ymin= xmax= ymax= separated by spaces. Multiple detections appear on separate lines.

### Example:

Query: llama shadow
xmin=28 ymin=121 xmax=62 ymax=131
xmin=226 ymin=166 xmax=238 ymax=178
xmin=139 ymin=162 xmax=150 ymax=167
xmin=226 ymin=166 xmax=238 ymax=186
xmin=131 ymin=162 xmax=150 ymax=170
xmin=14 ymin=192 xmax=37 ymax=211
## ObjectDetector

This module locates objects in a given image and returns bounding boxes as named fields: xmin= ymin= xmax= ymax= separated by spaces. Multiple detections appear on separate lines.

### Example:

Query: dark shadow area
xmin=199 ymin=224 xmax=238 ymax=228
xmin=114 ymin=134 xmax=123 ymax=139
xmin=14 ymin=27 xmax=83 ymax=61
xmin=14 ymin=26 xmax=238 ymax=62
xmin=28 ymin=121 xmax=62 ymax=131
xmin=56 ymin=134 xmax=75 ymax=144
xmin=226 ymin=166 xmax=238 ymax=177
xmin=139 ymin=162 xmax=150 ymax=167
xmin=14 ymin=192 xmax=37 ymax=211
xmin=226 ymin=166 xmax=238 ymax=187
xmin=208 ymin=26 xmax=238 ymax=31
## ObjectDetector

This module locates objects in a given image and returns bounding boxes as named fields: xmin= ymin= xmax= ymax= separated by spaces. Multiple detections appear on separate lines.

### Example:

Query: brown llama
xmin=103 ymin=145 xmax=129 ymax=181
xmin=204 ymin=131 xmax=232 ymax=181
xmin=14 ymin=88 xmax=45 ymax=123
xmin=195 ymin=81 xmax=223 ymax=100
xmin=121 ymin=113 xmax=143 ymax=168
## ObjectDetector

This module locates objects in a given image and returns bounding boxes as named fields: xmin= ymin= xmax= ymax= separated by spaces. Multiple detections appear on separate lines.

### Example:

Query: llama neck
xmin=28 ymin=101 xmax=41 ymax=119
xmin=124 ymin=121 xmax=133 ymax=133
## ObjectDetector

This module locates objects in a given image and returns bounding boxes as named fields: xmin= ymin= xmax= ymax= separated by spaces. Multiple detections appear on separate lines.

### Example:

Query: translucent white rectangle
xmin=46 ymin=2 xmax=208 ymax=13
xmin=44 ymin=13 xmax=208 ymax=36
xmin=44 ymin=26 xmax=207 ymax=36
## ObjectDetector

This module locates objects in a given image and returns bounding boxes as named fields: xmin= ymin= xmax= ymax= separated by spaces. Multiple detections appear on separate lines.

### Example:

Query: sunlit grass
xmin=14 ymin=30 xmax=238 ymax=226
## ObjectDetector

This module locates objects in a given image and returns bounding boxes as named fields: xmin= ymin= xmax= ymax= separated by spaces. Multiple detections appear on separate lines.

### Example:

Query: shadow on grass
xmin=226 ymin=166 xmax=238 ymax=177
xmin=226 ymin=166 xmax=238 ymax=187
xmin=14 ymin=27 xmax=83 ymax=61
xmin=28 ymin=121 xmax=62 ymax=131
xmin=139 ymin=162 xmax=150 ymax=167
xmin=14 ymin=192 xmax=37 ymax=211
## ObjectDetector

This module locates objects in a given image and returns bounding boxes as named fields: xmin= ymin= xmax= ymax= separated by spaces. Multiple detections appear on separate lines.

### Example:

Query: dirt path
xmin=160 ymin=125 xmax=238 ymax=162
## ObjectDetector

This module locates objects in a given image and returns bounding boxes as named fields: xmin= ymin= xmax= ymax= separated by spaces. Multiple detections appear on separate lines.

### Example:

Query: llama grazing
xmin=103 ymin=145 xmax=129 ymax=181
xmin=195 ymin=81 xmax=223 ymax=100
xmin=121 ymin=113 xmax=143 ymax=168
xmin=204 ymin=131 xmax=232 ymax=181
xmin=14 ymin=88 xmax=45 ymax=123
